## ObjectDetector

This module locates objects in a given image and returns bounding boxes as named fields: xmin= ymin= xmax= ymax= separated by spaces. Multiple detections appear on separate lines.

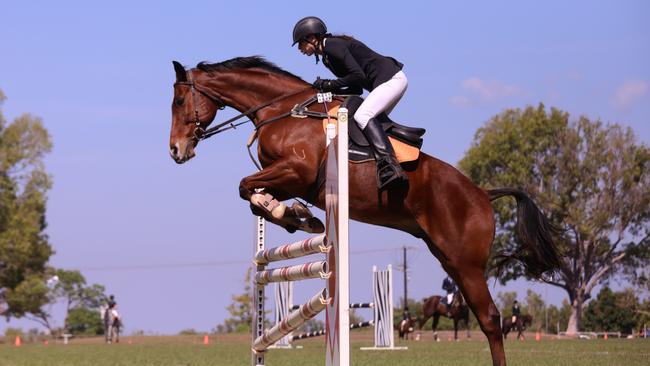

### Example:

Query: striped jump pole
xmin=325 ymin=106 xmax=349 ymax=366
xmin=251 ymin=104 xmax=349 ymax=366
xmin=360 ymin=265 xmax=407 ymax=351
xmin=286 ymin=265 xmax=406 ymax=350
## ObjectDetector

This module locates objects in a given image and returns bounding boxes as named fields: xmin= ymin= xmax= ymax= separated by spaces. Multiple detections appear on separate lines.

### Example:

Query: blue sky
xmin=1 ymin=1 xmax=648 ymax=334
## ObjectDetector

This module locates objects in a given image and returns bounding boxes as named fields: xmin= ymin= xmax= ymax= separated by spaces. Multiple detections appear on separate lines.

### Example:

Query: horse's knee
xmin=239 ymin=179 xmax=252 ymax=200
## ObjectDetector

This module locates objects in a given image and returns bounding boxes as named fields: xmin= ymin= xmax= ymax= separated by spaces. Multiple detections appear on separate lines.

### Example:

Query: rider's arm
xmin=324 ymin=39 xmax=365 ymax=89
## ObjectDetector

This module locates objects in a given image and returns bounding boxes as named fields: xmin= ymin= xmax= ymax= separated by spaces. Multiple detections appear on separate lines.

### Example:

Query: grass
xmin=0 ymin=332 xmax=648 ymax=366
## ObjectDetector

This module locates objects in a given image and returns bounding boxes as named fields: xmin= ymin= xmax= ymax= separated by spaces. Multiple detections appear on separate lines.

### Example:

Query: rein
xmin=178 ymin=68 xmax=314 ymax=141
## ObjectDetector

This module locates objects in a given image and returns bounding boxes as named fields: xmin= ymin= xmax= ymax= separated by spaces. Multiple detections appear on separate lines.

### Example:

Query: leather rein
xmin=175 ymin=69 xmax=319 ymax=141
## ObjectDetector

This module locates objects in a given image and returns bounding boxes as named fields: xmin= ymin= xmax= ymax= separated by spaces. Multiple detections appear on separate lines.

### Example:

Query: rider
xmin=106 ymin=302 xmax=121 ymax=344
xmin=511 ymin=300 xmax=520 ymax=324
xmin=442 ymin=275 xmax=457 ymax=316
xmin=101 ymin=295 xmax=116 ymax=343
xmin=292 ymin=16 xmax=408 ymax=190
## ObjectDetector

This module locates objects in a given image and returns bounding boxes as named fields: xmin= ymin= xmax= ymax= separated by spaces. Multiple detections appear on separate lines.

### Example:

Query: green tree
xmin=51 ymin=269 xmax=106 ymax=334
xmin=545 ymin=299 xmax=572 ymax=334
xmin=0 ymin=89 xmax=54 ymax=325
xmin=65 ymin=307 xmax=104 ymax=336
xmin=53 ymin=269 xmax=106 ymax=312
xmin=496 ymin=291 xmax=517 ymax=314
xmin=459 ymin=104 xmax=650 ymax=334
xmin=583 ymin=287 xmax=639 ymax=334
xmin=222 ymin=268 xmax=255 ymax=333
xmin=524 ymin=289 xmax=545 ymax=331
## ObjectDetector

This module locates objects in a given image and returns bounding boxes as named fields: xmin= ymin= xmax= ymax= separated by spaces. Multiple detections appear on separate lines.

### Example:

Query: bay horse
xmin=168 ymin=56 xmax=561 ymax=366
xmin=398 ymin=317 xmax=417 ymax=340
xmin=419 ymin=294 xmax=471 ymax=341
xmin=502 ymin=314 xmax=532 ymax=340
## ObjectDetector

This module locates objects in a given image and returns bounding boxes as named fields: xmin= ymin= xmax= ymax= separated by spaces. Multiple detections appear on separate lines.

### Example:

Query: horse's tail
xmin=487 ymin=188 xmax=562 ymax=278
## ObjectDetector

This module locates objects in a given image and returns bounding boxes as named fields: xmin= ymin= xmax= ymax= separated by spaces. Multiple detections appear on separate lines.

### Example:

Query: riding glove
xmin=313 ymin=78 xmax=335 ymax=92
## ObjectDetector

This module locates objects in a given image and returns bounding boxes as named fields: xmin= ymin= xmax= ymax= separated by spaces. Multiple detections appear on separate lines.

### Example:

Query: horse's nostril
xmin=170 ymin=145 xmax=178 ymax=157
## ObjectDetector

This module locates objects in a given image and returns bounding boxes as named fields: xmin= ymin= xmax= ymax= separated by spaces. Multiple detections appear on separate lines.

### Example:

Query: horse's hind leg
xmin=451 ymin=267 xmax=505 ymax=366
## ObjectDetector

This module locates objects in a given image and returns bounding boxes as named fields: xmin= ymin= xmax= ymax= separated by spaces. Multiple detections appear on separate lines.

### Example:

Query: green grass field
xmin=1 ymin=333 xmax=648 ymax=366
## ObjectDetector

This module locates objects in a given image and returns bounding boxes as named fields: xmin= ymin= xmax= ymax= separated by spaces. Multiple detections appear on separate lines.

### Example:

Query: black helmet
xmin=292 ymin=16 xmax=327 ymax=46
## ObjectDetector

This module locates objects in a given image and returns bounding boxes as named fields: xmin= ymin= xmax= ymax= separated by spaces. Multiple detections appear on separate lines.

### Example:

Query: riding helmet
xmin=292 ymin=16 xmax=327 ymax=46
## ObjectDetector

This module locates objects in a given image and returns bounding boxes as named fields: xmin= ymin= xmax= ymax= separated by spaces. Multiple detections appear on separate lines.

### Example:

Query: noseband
xmin=175 ymin=68 xmax=313 ymax=141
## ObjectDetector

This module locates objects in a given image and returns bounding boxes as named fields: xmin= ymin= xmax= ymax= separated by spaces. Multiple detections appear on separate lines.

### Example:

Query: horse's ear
xmin=173 ymin=61 xmax=187 ymax=82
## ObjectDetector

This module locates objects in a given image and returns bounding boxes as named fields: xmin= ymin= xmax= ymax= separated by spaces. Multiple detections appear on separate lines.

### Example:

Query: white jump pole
xmin=325 ymin=107 xmax=349 ymax=366
xmin=251 ymin=104 xmax=350 ymax=366
xmin=252 ymin=216 xmax=266 ymax=366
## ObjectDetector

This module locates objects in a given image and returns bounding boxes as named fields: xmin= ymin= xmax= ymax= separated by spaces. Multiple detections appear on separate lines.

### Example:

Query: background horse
xmin=419 ymin=294 xmax=471 ymax=341
xmin=103 ymin=307 xmax=121 ymax=344
xmin=502 ymin=314 xmax=532 ymax=340
xmin=398 ymin=317 xmax=418 ymax=340
xmin=168 ymin=56 xmax=561 ymax=366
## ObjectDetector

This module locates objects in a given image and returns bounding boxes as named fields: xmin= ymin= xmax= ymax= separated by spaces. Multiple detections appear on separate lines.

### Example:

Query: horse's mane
xmin=196 ymin=56 xmax=305 ymax=82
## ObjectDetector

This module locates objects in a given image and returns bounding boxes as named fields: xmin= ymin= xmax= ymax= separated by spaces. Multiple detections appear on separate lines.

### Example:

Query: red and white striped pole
xmin=325 ymin=107 xmax=349 ymax=366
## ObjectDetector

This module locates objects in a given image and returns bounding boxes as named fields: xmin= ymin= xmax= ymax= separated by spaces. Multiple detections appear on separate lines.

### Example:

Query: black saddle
xmin=340 ymin=96 xmax=425 ymax=162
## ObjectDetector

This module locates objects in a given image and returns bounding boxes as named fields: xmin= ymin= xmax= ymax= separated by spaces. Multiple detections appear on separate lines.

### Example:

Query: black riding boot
xmin=361 ymin=118 xmax=408 ymax=189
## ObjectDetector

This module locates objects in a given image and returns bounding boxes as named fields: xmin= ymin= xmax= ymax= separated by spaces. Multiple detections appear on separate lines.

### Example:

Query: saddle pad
xmin=322 ymin=105 xmax=420 ymax=163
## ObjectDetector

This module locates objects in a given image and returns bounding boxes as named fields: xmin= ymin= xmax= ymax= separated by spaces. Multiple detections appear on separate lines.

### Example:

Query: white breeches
xmin=353 ymin=71 xmax=408 ymax=129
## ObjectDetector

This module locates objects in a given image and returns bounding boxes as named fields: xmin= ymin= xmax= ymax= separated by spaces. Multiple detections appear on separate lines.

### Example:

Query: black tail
xmin=488 ymin=188 xmax=561 ymax=277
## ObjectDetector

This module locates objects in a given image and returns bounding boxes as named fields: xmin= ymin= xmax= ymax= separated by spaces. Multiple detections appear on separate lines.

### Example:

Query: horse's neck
xmin=201 ymin=70 xmax=307 ymax=115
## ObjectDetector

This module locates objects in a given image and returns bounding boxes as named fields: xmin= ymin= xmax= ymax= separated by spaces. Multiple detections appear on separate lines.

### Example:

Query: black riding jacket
xmin=512 ymin=304 xmax=521 ymax=316
xmin=321 ymin=37 xmax=403 ymax=91
xmin=442 ymin=277 xmax=457 ymax=293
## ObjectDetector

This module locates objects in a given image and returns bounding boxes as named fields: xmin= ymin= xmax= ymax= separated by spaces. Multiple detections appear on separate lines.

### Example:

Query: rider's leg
xmin=354 ymin=71 xmax=408 ymax=189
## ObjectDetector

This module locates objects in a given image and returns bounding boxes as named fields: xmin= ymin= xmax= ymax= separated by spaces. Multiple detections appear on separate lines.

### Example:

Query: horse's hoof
xmin=297 ymin=218 xmax=324 ymax=234
xmin=291 ymin=201 xmax=314 ymax=219
xmin=306 ymin=217 xmax=325 ymax=233
xmin=285 ymin=225 xmax=297 ymax=233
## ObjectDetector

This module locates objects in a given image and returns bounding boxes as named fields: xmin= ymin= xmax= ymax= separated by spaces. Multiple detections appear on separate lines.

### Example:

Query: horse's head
xmin=169 ymin=61 xmax=222 ymax=164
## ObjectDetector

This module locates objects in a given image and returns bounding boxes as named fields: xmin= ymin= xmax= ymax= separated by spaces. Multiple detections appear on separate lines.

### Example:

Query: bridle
xmin=174 ymin=68 xmax=313 ymax=141
xmin=174 ymin=70 xmax=227 ymax=141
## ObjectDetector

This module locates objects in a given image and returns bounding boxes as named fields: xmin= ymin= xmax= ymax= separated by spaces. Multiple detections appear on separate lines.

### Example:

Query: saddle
xmin=312 ymin=95 xmax=426 ymax=194
xmin=334 ymin=96 xmax=426 ymax=162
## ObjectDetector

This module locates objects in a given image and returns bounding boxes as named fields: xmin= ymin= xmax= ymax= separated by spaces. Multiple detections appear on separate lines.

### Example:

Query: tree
xmin=66 ymin=307 xmax=104 ymax=336
xmin=496 ymin=291 xmax=517 ymax=314
xmin=53 ymin=269 xmax=106 ymax=312
xmin=545 ymin=299 xmax=572 ymax=334
xmin=524 ymin=290 xmax=545 ymax=331
xmin=16 ymin=269 xmax=107 ymax=334
xmin=459 ymin=104 xmax=650 ymax=334
xmin=0 ymin=89 xmax=54 ymax=324
xmin=221 ymin=268 xmax=256 ymax=333
xmin=583 ymin=287 xmax=640 ymax=334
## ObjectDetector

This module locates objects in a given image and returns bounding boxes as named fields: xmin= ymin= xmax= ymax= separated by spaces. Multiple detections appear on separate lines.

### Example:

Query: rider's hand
xmin=313 ymin=78 xmax=334 ymax=92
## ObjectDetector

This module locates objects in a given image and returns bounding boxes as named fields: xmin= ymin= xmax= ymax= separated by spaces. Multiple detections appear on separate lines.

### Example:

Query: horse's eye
xmin=175 ymin=98 xmax=184 ymax=106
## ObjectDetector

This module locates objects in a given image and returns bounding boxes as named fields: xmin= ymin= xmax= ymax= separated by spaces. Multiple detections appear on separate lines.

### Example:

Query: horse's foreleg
xmin=453 ymin=319 xmax=459 ymax=341
xmin=432 ymin=315 xmax=440 ymax=342
xmin=239 ymin=163 xmax=323 ymax=233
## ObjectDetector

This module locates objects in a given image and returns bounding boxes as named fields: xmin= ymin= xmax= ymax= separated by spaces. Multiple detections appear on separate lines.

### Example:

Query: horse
xmin=419 ymin=293 xmax=471 ymax=341
xmin=502 ymin=314 xmax=532 ymax=340
xmin=103 ymin=307 xmax=121 ymax=344
xmin=398 ymin=317 xmax=417 ymax=340
xmin=168 ymin=56 xmax=561 ymax=366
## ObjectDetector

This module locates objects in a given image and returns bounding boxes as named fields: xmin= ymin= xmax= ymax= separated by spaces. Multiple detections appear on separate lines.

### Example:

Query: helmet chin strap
xmin=309 ymin=37 xmax=322 ymax=64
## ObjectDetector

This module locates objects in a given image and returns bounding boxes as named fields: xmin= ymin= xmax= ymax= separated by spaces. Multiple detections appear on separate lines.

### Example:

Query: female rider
xmin=292 ymin=16 xmax=408 ymax=189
